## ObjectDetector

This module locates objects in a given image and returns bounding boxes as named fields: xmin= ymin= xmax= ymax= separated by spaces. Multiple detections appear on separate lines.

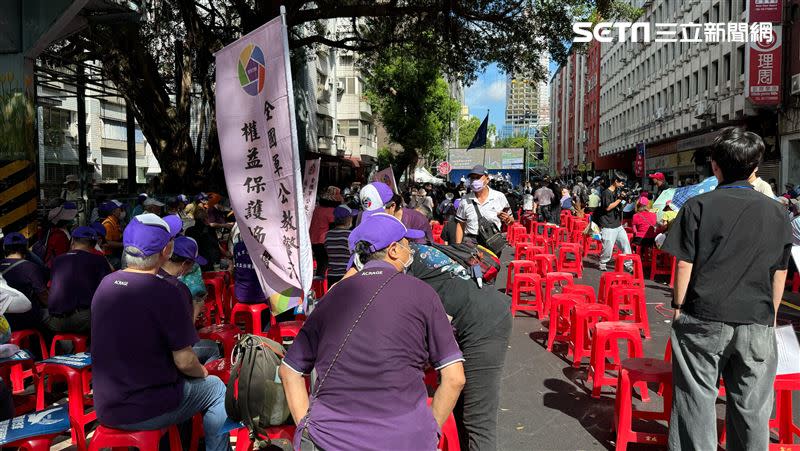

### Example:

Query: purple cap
xmin=162 ymin=214 xmax=184 ymax=237
xmin=48 ymin=202 xmax=79 ymax=222
xmin=98 ymin=201 xmax=122 ymax=215
xmin=90 ymin=222 xmax=107 ymax=238
xmin=172 ymin=236 xmax=207 ymax=265
xmin=334 ymin=205 xmax=358 ymax=220
xmin=123 ymin=213 xmax=179 ymax=257
xmin=348 ymin=212 xmax=425 ymax=253
xmin=453 ymin=199 xmax=461 ymax=211
xmin=72 ymin=226 xmax=100 ymax=240
xmin=2 ymin=232 xmax=27 ymax=246
xmin=360 ymin=182 xmax=394 ymax=211
xmin=176 ymin=194 xmax=189 ymax=203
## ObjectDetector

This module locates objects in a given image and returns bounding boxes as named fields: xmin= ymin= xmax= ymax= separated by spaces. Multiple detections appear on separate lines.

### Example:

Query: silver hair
xmin=123 ymin=246 xmax=161 ymax=270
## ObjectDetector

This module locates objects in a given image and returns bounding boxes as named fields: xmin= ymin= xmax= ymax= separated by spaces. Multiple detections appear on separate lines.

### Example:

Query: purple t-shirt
xmin=48 ymin=250 xmax=112 ymax=314
xmin=0 ymin=258 xmax=46 ymax=330
xmin=402 ymin=208 xmax=433 ymax=244
xmin=233 ymin=241 xmax=266 ymax=303
xmin=91 ymin=270 xmax=199 ymax=426
xmin=283 ymin=260 xmax=463 ymax=450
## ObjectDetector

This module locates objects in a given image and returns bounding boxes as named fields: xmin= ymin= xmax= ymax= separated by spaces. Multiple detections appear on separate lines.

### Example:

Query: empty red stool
xmin=202 ymin=274 xmax=228 ymax=325
xmin=230 ymin=302 xmax=271 ymax=335
xmin=519 ymin=245 xmax=546 ymax=261
xmin=36 ymin=354 xmax=94 ymax=444
xmin=199 ymin=323 xmax=241 ymax=359
xmin=583 ymin=235 xmax=602 ymax=257
xmin=533 ymin=235 xmax=552 ymax=253
xmin=769 ymin=373 xmax=800 ymax=446
xmin=506 ymin=260 xmax=537 ymax=297
xmin=587 ymin=322 xmax=645 ymax=398
xmin=508 ymin=224 xmax=527 ymax=245
xmin=542 ymin=272 xmax=574 ymax=320
xmin=271 ymin=317 xmax=305 ymax=343
xmin=0 ymin=352 xmax=38 ymax=412
xmin=532 ymin=254 xmax=557 ymax=277
xmin=598 ymin=272 xmax=634 ymax=304
xmin=557 ymin=243 xmax=583 ymax=278
xmin=511 ymin=274 xmax=542 ymax=317
xmin=562 ymin=284 xmax=597 ymax=304
xmin=547 ymin=293 xmax=584 ymax=352
xmin=569 ymin=303 xmax=614 ymax=368
xmin=530 ymin=221 xmax=546 ymax=236
xmin=614 ymin=358 xmax=672 ymax=451
xmin=608 ymin=286 xmax=651 ymax=339
xmin=10 ymin=330 xmax=48 ymax=392
xmin=89 ymin=424 xmax=182 ymax=451
xmin=614 ymin=253 xmax=644 ymax=282
xmin=514 ymin=242 xmax=534 ymax=260
xmin=515 ymin=233 xmax=533 ymax=244
xmin=649 ymin=248 xmax=675 ymax=281
xmin=49 ymin=334 xmax=88 ymax=357
xmin=544 ymin=224 xmax=559 ymax=239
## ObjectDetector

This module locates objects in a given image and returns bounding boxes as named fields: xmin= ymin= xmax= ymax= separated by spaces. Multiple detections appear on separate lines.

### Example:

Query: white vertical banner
xmin=215 ymin=7 xmax=312 ymax=314
xmin=303 ymin=158 xmax=320 ymax=225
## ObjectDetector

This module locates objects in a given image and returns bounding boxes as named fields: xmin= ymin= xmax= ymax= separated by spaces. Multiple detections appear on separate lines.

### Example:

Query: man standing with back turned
xmin=663 ymin=127 xmax=792 ymax=450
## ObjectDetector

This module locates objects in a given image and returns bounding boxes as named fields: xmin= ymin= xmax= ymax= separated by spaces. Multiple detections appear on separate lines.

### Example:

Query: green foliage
xmin=457 ymin=115 xmax=496 ymax=149
xmin=364 ymin=49 xmax=459 ymax=169
xmin=0 ymin=72 xmax=34 ymax=160
xmin=377 ymin=147 xmax=396 ymax=169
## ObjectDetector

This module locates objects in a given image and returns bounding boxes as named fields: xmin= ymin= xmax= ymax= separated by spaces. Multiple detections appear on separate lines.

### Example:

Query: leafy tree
xmin=56 ymin=0 xmax=624 ymax=191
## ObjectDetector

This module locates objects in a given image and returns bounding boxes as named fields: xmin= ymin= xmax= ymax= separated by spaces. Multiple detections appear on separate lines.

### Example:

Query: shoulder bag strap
xmin=1 ymin=260 xmax=26 ymax=276
xmin=470 ymin=199 xmax=487 ymax=223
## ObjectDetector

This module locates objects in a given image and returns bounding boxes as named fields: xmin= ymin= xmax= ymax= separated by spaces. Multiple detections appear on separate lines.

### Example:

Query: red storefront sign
xmin=747 ymin=0 xmax=782 ymax=23
xmin=634 ymin=143 xmax=645 ymax=177
xmin=745 ymin=26 xmax=782 ymax=106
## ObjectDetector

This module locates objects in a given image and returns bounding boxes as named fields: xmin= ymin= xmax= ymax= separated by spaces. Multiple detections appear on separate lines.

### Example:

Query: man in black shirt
xmin=663 ymin=127 xmax=792 ymax=450
xmin=595 ymin=171 xmax=632 ymax=271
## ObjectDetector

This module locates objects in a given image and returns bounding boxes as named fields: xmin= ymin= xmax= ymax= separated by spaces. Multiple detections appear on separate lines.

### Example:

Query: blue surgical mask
xmin=470 ymin=179 xmax=485 ymax=192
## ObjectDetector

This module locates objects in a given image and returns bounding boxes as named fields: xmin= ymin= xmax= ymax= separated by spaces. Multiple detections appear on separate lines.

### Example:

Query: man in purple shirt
xmin=280 ymin=212 xmax=465 ymax=450
xmin=1 ymin=233 xmax=47 ymax=332
xmin=45 ymin=226 xmax=112 ymax=335
xmin=91 ymin=214 xmax=229 ymax=451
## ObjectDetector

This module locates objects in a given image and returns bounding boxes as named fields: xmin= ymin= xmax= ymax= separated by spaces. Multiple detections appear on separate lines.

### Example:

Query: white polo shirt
xmin=455 ymin=188 xmax=511 ymax=235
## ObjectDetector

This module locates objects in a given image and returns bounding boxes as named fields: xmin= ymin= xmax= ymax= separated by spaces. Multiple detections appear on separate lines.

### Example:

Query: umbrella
xmin=651 ymin=188 xmax=676 ymax=222
xmin=671 ymin=176 xmax=719 ymax=210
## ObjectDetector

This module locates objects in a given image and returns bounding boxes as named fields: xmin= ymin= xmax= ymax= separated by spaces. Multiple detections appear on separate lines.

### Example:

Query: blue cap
xmin=90 ymin=222 xmax=107 ymax=238
xmin=334 ymin=205 xmax=359 ymax=220
xmin=348 ymin=212 xmax=424 ymax=253
xmin=72 ymin=226 xmax=100 ymax=240
xmin=176 ymin=194 xmax=189 ymax=203
xmin=172 ymin=236 xmax=207 ymax=265
xmin=122 ymin=213 xmax=181 ymax=257
xmin=99 ymin=200 xmax=123 ymax=215
xmin=2 ymin=232 xmax=27 ymax=246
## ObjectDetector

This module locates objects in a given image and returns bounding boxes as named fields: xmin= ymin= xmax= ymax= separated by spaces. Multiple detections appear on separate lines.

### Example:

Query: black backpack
xmin=225 ymin=334 xmax=292 ymax=450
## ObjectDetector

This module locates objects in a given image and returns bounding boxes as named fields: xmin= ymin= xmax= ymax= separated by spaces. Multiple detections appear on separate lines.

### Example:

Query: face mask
xmin=470 ymin=179 xmax=485 ymax=192
xmin=397 ymin=242 xmax=415 ymax=272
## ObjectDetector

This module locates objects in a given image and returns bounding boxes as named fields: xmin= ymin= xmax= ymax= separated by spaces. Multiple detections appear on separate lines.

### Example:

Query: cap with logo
xmin=348 ymin=212 xmax=424 ymax=253
xmin=2 ymin=232 xmax=27 ymax=247
xmin=172 ymin=236 xmax=208 ymax=265
xmin=123 ymin=213 xmax=182 ymax=257
xmin=176 ymin=194 xmax=189 ymax=204
xmin=359 ymin=182 xmax=394 ymax=212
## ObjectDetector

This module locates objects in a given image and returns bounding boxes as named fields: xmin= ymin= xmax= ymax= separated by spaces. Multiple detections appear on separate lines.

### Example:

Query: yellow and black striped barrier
xmin=0 ymin=159 xmax=38 ymax=238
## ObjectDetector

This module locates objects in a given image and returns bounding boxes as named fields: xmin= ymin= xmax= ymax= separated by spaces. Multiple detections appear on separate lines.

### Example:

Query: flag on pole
xmin=467 ymin=114 xmax=489 ymax=150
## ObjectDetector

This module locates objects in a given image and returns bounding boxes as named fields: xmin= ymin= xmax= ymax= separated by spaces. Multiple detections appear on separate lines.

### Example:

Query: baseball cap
xmin=195 ymin=192 xmax=209 ymax=202
xmin=648 ymin=172 xmax=666 ymax=181
xmin=98 ymin=201 xmax=123 ymax=215
xmin=334 ymin=205 xmax=359 ymax=220
xmin=172 ymin=236 xmax=208 ymax=265
xmin=360 ymin=182 xmax=394 ymax=212
xmin=2 ymin=232 xmax=26 ymax=247
xmin=348 ymin=212 xmax=425 ymax=253
xmin=47 ymin=202 xmax=79 ymax=222
xmin=176 ymin=194 xmax=189 ymax=203
xmin=90 ymin=221 xmax=107 ymax=238
xmin=72 ymin=226 xmax=100 ymax=240
xmin=143 ymin=198 xmax=165 ymax=207
xmin=637 ymin=196 xmax=650 ymax=206
xmin=469 ymin=165 xmax=489 ymax=176
xmin=123 ymin=213 xmax=181 ymax=257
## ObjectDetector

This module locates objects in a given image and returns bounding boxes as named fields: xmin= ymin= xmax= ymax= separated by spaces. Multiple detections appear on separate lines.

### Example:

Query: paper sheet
xmin=776 ymin=325 xmax=800 ymax=375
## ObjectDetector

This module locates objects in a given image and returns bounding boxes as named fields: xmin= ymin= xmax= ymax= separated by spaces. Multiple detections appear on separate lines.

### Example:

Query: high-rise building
xmin=504 ymin=54 xmax=551 ymax=138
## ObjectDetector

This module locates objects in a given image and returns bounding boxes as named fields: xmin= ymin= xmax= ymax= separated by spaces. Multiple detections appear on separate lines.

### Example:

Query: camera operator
xmin=595 ymin=171 xmax=633 ymax=272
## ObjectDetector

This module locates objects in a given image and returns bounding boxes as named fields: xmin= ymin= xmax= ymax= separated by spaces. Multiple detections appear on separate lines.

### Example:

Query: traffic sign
xmin=437 ymin=161 xmax=452 ymax=175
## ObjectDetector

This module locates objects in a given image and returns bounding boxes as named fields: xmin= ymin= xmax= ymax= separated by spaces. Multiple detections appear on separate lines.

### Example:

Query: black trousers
xmin=454 ymin=314 xmax=512 ymax=450
xmin=311 ymin=244 xmax=328 ymax=277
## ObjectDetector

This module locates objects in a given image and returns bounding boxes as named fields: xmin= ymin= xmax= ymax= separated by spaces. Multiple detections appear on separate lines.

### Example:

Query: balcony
xmin=317 ymin=136 xmax=334 ymax=153
xmin=359 ymin=100 xmax=372 ymax=120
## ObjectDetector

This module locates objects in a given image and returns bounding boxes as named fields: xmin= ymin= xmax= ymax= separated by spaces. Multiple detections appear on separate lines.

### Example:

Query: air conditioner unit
xmin=336 ymin=81 xmax=344 ymax=93
xmin=791 ymin=73 xmax=800 ymax=96
xmin=655 ymin=107 xmax=665 ymax=120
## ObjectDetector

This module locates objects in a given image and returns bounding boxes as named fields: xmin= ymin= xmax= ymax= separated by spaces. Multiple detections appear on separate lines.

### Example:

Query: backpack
xmin=430 ymin=243 xmax=501 ymax=284
xmin=225 ymin=334 xmax=292 ymax=449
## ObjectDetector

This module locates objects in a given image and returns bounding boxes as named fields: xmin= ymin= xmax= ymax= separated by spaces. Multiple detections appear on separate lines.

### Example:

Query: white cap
xmin=143 ymin=198 xmax=165 ymax=207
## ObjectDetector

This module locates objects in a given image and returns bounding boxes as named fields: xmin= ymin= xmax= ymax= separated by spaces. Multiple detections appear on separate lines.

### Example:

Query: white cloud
xmin=465 ymin=78 xmax=506 ymax=110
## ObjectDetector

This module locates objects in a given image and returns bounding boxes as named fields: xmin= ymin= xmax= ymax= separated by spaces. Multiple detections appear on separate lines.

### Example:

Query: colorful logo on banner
xmin=635 ymin=143 xmax=646 ymax=177
xmin=745 ymin=26 xmax=782 ymax=106
xmin=238 ymin=44 xmax=266 ymax=96
xmin=437 ymin=161 xmax=452 ymax=176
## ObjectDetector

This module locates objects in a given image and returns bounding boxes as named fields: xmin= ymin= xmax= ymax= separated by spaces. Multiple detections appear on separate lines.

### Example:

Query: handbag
xmin=470 ymin=200 xmax=506 ymax=255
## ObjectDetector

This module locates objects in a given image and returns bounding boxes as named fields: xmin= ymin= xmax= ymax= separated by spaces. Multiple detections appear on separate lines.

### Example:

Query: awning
xmin=345 ymin=156 xmax=361 ymax=168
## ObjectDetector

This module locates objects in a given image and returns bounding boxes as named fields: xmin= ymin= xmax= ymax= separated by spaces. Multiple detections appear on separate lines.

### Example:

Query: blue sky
xmin=464 ymin=60 xmax=560 ymax=130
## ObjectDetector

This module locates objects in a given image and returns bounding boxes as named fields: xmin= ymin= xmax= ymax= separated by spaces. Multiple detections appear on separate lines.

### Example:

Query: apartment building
xmin=550 ymin=52 xmax=587 ymax=176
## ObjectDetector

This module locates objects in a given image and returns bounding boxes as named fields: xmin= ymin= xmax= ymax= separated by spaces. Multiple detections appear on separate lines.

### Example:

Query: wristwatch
xmin=671 ymin=300 xmax=683 ymax=310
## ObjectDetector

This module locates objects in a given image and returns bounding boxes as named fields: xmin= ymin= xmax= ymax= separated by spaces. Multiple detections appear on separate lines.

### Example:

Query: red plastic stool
xmin=541 ymin=272 xmax=574 ymax=320
xmin=514 ymin=242 xmax=534 ymax=260
xmin=530 ymin=221 xmax=545 ymax=236
xmin=533 ymin=235 xmax=552 ymax=253
xmin=587 ymin=322 xmax=645 ymax=398
xmin=36 ymin=361 xmax=94 ymax=444
xmin=508 ymin=224 xmax=527 ymax=245
xmin=205 ymin=358 xmax=231 ymax=382
xmin=0 ymin=354 xmax=38 ymax=412
xmin=506 ymin=260 xmax=537 ymax=297
xmin=312 ymin=276 xmax=329 ymax=298
xmin=608 ymin=286 xmax=651 ymax=339
xmin=230 ymin=302 xmax=274 ymax=338
xmin=10 ymin=330 xmax=48 ymax=392
xmin=202 ymin=274 xmax=228 ymax=325
xmin=557 ymin=243 xmax=584 ymax=278
xmin=547 ymin=293 xmax=584 ymax=352
xmin=532 ymin=254 xmax=557 ymax=277
xmin=49 ymin=334 xmax=88 ymax=357
xmin=89 ymin=424 xmax=182 ymax=451
xmin=569 ymin=304 xmax=614 ymax=368
xmin=271 ymin=317 xmax=305 ymax=343
xmin=198 ymin=323 xmax=242 ymax=359
xmin=519 ymin=245 xmax=546 ymax=261
xmin=562 ymin=284 xmax=597 ymax=304
xmin=649 ymin=248 xmax=675 ymax=281
xmin=426 ymin=397 xmax=461 ymax=451
xmin=552 ymin=227 xmax=571 ymax=247
xmin=511 ymin=274 xmax=543 ymax=317
xmin=614 ymin=253 xmax=644 ymax=282
xmin=571 ymin=219 xmax=589 ymax=234
xmin=614 ymin=358 xmax=672 ymax=451
xmin=769 ymin=373 xmax=800 ymax=446
xmin=598 ymin=272 xmax=634 ymax=304
xmin=544 ymin=224 xmax=559 ymax=239
xmin=583 ymin=235 xmax=602 ymax=257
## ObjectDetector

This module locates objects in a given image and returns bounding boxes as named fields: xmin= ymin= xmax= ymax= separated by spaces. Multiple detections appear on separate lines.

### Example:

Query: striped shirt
xmin=325 ymin=228 xmax=352 ymax=277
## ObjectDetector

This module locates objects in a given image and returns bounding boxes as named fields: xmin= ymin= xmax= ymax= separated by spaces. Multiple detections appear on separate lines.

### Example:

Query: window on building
xmin=42 ymin=107 xmax=70 ymax=147
xmin=723 ymin=54 xmax=731 ymax=83
xmin=701 ymin=67 xmax=708 ymax=93
xmin=346 ymin=77 xmax=357 ymax=94
xmin=676 ymin=80 xmax=681 ymax=101
xmin=339 ymin=55 xmax=354 ymax=66
xmin=737 ymin=46 xmax=744 ymax=78
xmin=337 ymin=120 xmax=359 ymax=137
xmin=103 ymin=119 xmax=127 ymax=141
xmin=693 ymin=72 xmax=698 ymax=96
xmin=726 ymin=0 xmax=733 ymax=20
xmin=712 ymin=4 xmax=719 ymax=22
xmin=101 ymin=164 xmax=127 ymax=181
xmin=711 ymin=61 xmax=718 ymax=89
